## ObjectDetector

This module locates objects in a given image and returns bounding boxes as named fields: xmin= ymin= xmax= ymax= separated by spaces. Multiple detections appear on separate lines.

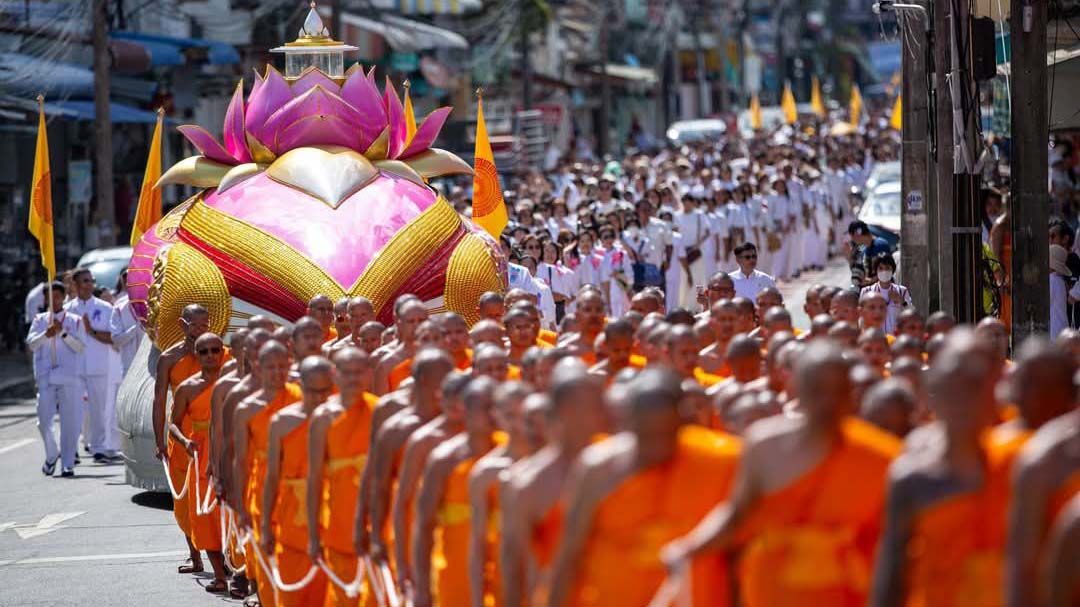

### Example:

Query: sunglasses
xmin=197 ymin=346 xmax=223 ymax=355
xmin=740 ymin=254 xmax=757 ymax=260
xmin=525 ymin=244 xmax=541 ymax=250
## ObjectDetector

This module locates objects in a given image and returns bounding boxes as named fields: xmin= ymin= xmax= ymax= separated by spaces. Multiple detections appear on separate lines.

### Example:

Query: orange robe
xmin=434 ymin=456 xmax=479 ymax=607
xmin=693 ymin=367 xmax=723 ymax=388
xmin=538 ymin=329 xmax=558 ymax=347
xmin=904 ymin=436 xmax=1013 ymax=607
xmin=184 ymin=383 xmax=222 ymax=551
xmin=455 ymin=348 xmax=473 ymax=371
xmin=388 ymin=358 xmax=412 ymax=391
xmin=324 ymin=326 xmax=339 ymax=344
xmin=273 ymin=416 xmax=328 ymax=607
xmin=246 ymin=383 xmax=302 ymax=607
xmin=570 ymin=426 xmax=742 ymax=607
xmin=168 ymin=353 xmax=201 ymax=537
xmin=733 ymin=418 xmax=900 ymax=607
xmin=321 ymin=394 xmax=378 ymax=607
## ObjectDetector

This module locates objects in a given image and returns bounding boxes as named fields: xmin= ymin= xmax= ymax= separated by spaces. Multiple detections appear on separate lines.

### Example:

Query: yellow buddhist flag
xmin=810 ymin=76 xmax=826 ymax=118
xmin=849 ymin=83 xmax=863 ymax=127
xmin=131 ymin=108 xmax=164 ymax=247
xmin=403 ymin=80 xmax=417 ymax=144
xmin=781 ymin=82 xmax=798 ymax=124
xmin=890 ymin=93 xmax=903 ymax=130
xmin=472 ymin=92 xmax=507 ymax=238
xmin=29 ymin=95 xmax=55 ymax=283
xmin=750 ymin=93 xmax=762 ymax=130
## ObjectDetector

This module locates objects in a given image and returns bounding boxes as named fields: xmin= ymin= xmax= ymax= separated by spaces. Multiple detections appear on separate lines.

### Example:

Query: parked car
xmin=864 ymin=160 xmax=901 ymax=195
xmin=666 ymin=119 xmax=728 ymax=145
xmin=858 ymin=181 xmax=902 ymax=250
xmin=76 ymin=246 xmax=133 ymax=292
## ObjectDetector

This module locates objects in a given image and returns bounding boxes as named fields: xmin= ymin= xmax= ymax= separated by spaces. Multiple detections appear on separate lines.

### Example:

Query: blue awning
xmin=50 ymin=100 xmax=165 ymax=124
xmin=110 ymin=31 xmax=240 ymax=65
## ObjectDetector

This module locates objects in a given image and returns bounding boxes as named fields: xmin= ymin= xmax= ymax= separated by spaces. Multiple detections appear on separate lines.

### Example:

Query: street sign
xmin=906 ymin=190 xmax=924 ymax=212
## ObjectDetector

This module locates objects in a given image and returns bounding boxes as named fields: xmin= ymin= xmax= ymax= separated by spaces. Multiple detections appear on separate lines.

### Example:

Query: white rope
xmin=315 ymin=555 xmax=363 ymax=598
xmin=249 ymin=535 xmax=320 ymax=593
xmin=378 ymin=560 xmax=402 ymax=607
xmin=161 ymin=454 xmax=192 ymax=500
xmin=646 ymin=564 xmax=693 ymax=607
xmin=364 ymin=556 xmax=389 ymax=607
xmin=195 ymin=451 xmax=218 ymax=516
xmin=219 ymin=507 xmax=246 ymax=575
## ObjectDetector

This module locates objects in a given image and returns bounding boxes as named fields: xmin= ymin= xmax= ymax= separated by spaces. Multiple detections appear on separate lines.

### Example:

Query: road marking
xmin=2 ymin=512 xmax=85 ymax=540
xmin=0 ymin=438 xmax=34 ymax=455
xmin=0 ymin=550 xmax=189 ymax=567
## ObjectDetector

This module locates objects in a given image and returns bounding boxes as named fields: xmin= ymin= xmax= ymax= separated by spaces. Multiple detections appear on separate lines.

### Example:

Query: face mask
xmin=877 ymin=270 xmax=894 ymax=283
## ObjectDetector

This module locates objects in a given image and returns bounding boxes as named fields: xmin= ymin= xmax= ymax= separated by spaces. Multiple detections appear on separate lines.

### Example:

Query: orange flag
xmin=849 ymin=84 xmax=864 ymax=127
xmin=29 ymin=95 xmax=55 ymax=282
xmin=890 ymin=94 xmax=903 ymax=130
xmin=750 ymin=93 xmax=762 ymax=130
xmin=131 ymin=108 xmax=164 ymax=247
xmin=472 ymin=92 xmax=507 ymax=238
xmin=781 ymin=82 xmax=798 ymax=124
xmin=810 ymin=76 xmax=826 ymax=118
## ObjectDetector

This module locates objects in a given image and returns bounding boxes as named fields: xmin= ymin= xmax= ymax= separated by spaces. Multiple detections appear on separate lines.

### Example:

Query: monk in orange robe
xmin=698 ymin=299 xmax=737 ymax=376
xmin=547 ymin=369 xmax=742 ymax=607
xmin=472 ymin=343 xmax=515 ymax=382
xmin=1005 ymin=347 xmax=1080 ymax=607
xmin=153 ymin=304 xmax=212 ymax=574
xmin=505 ymin=307 xmax=540 ymax=366
xmin=373 ymin=297 xmax=428 ymax=394
xmin=1043 ymin=493 xmax=1080 ymax=607
xmin=232 ymin=341 xmax=302 ymax=607
xmin=305 ymin=347 xmax=376 ymax=607
xmin=661 ymin=324 xmax=725 ymax=388
xmin=391 ymin=372 xmax=470 ymax=590
xmin=587 ymin=319 xmax=641 ymax=385
xmin=306 ymin=294 xmax=338 ymax=345
xmin=468 ymin=382 xmax=534 ymax=607
xmin=169 ymin=333 xmax=230 ymax=592
xmin=356 ymin=349 xmax=455 ymax=591
xmin=387 ymin=319 xmax=448 ymax=391
xmin=501 ymin=364 xmax=608 ymax=607
xmin=438 ymin=313 xmax=473 ymax=371
xmin=665 ymin=340 xmax=900 ymax=607
xmin=869 ymin=330 xmax=1008 ymax=607
xmin=561 ymin=289 xmax=606 ymax=366
xmin=412 ymin=377 xmax=499 ymax=607
xmin=261 ymin=356 xmax=337 ymax=607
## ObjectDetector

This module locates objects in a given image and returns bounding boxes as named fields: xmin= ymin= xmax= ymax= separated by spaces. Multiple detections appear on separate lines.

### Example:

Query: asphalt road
xmin=0 ymin=257 xmax=849 ymax=607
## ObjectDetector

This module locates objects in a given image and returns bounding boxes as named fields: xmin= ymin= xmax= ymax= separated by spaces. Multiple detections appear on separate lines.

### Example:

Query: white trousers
xmin=37 ymin=383 xmax=83 ymax=469
xmin=81 ymin=375 xmax=119 ymax=456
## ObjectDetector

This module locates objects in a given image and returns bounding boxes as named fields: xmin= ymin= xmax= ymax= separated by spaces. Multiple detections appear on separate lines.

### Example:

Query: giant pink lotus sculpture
xmin=126 ymin=9 xmax=505 ymax=349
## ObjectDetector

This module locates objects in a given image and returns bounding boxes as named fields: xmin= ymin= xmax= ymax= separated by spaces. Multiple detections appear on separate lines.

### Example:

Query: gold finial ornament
xmin=270 ymin=1 xmax=357 ymax=80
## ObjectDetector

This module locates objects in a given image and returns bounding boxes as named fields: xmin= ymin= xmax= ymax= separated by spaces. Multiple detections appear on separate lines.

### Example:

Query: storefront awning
xmin=592 ymin=64 xmax=658 ymax=86
xmin=342 ymin=13 xmax=469 ymax=52
xmin=370 ymin=0 xmax=482 ymax=15
xmin=110 ymin=31 xmax=240 ymax=65
xmin=49 ymin=100 xmax=167 ymax=124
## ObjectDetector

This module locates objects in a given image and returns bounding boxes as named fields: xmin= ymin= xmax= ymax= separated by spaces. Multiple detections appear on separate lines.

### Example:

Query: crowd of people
xmin=22 ymin=117 xmax=1080 ymax=607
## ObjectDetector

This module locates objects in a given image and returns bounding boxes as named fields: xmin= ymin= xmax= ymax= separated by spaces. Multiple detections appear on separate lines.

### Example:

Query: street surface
xmin=0 ymin=257 xmax=848 ymax=607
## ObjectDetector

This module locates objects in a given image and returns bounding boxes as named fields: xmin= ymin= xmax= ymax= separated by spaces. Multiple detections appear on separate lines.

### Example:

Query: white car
xmin=864 ymin=160 xmax=901 ymax=195
xmin=736 ymin=104 xmax=814 ymax=138
xmin=76 ymin=246 xmax=133 ymax=292
xmin=666 ymin=119 xmax=728 ymax=145
xmin=858 ymin=181 xmax=902 ymax=236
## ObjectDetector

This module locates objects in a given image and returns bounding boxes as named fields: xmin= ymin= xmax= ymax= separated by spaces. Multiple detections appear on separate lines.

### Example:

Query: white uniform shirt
xmin=538 ymin=262 xmax=571 ymax=299
xmin=643 ymin=217 xmax=673 ymax=267
xmin=601 ymin=245 xmax=633 ymax=317
xmin=860 ymin=282 xmax=914 ymax=334
xmin=26 ymin=311 xmax=84 ymax=386
xmin=675 ymin=210 xmax=708 ymax=254
xmin=109 ymin=293 xmax=144 ymax=373
xmin=767 ymin=194 xmax=790 ymax=232
xmin=64 ymin=296 xmax=117 ymax=377
xmin=730 ymin=268 xmax=778 ymax=301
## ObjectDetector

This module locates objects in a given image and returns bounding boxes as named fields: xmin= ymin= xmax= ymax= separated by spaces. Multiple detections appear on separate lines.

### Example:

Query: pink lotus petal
xmin=249 ymin=68 xmax=264 ymax=100
xmin=177 ymin=125 xmax=236 ymax=165
xmin=383 ymin=77 xmax=407 ymax=159
xmin=399 ymin=107 xmax=452 ymax=159
xmin=262 ymin=85 xmax=366 ymax=154
xmin=275 ymin=114 xmax=362 ymax=152
xmin=245 ymin=66 xmax=293 ymax=149
xmin=291 ymin=68 xmax=342 ymax=97
xmin=223 ymin=81 xmax=252 ymax=163
xmin=341 ymin=67 xmax=387 ymax=150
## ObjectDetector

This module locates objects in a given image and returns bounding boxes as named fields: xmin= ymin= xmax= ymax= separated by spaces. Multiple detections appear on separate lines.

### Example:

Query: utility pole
xmin=895 ymin=2 xmax=932 ymax=313
xmin=947 ymin=0 xmax=982 ymax=323
xmin=519 ymin=2 xmax=532 ymax=111
xmin=932 ymin=0 xmax=954 ymax=315
xmin=329 ymin=0 xmax=341 ymax=47
xmin=92 ymin=0 xmax=114 ymax=246
xmin=1010 ymin=0 xmax=1049 ymax=340
xmin=597 ymin=6 xmax=611 ymax=156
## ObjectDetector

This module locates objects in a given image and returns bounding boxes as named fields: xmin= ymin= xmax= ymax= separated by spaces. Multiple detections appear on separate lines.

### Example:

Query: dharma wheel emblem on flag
xmin=473 ymin=157 xmax=502 ymax=217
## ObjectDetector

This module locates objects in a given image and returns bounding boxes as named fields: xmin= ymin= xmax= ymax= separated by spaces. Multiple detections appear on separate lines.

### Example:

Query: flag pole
xmin=38 ymin=94 xmax=53 ymax=319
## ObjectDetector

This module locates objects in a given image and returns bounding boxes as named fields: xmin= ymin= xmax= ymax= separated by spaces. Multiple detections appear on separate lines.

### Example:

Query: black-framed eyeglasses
xmin=197 ymin=347 xmax=223 ymax=355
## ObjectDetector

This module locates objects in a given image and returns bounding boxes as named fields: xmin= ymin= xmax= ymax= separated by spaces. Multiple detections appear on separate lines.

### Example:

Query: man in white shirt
xmin=26 ymin=282 xmax=85 ymax=476
xmin=109 ymin=289 xmax=144 ymax=374
xmin=675 ymin=192 xmax=710 ymax=306
xmin=729 ymin=242 xmax=777 ymax=301
xmin=65 ymin=268 xmax=122 ymax=461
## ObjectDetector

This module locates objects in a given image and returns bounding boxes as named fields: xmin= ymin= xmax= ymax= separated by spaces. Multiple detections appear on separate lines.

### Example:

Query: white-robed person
xmin=767 ymin=177 xmax=794 ymax=281
xmin=597 ymin=225 xmax=633 ymax=317
xmin=26 ymin=281 xmax=86 ymax=477
xmin=109 ymin=287 xmax=144 ymax=374
xmin=704 ymin=184 xmax=730 ymax=284
xmin=661 ymin=209 xmax=686 ymax=312
xmin=566 ymin=230 xmax=605 ymax=313
xmin=675 ymin=188 xmax=710 ymax=306
xmin=782 ymin=164 xmax=808 ymax=276
xmin=64 ymin=268 xmax=122 ymax=462
xmin=538 ymin=239 xmax=573 ymax=320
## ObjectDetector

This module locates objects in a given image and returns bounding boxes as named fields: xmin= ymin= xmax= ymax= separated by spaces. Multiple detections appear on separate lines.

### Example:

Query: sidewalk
xmin=0 ymin=351 xmax=35 ymax=401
